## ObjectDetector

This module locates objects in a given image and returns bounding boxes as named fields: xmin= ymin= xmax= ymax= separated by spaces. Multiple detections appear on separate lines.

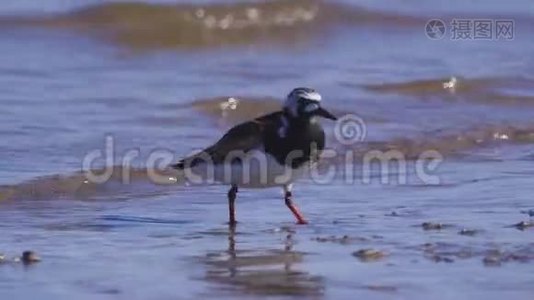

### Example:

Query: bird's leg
xmin=283 ymin=185 xmax=308 ymax=224
xmin=285 ymin=192 xmax=308 ymax=224
xmin=227 ymin=185 xmax=238 ymax=226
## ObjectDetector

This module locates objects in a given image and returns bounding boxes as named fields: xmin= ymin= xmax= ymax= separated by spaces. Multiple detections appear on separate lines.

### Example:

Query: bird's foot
xmin=296 ymin=219 xmax=309 ymax=225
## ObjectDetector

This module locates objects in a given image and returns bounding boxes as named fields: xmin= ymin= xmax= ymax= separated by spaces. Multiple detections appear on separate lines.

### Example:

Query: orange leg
xmin=284 ymin=191 xmax=308 ymax=225
xmin=227 ymin=185 xmax=238 ymax=226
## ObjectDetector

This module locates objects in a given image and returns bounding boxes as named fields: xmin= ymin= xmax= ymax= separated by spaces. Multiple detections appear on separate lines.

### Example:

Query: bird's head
xmin=283 ymin=87 xmax=337 ymax=121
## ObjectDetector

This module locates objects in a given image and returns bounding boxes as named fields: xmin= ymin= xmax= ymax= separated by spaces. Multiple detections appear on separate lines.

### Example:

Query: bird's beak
xmin=316 ymin=107 xmax=337 ymax=120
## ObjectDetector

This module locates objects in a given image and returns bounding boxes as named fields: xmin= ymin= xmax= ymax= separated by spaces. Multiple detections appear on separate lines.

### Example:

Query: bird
xmin=172 ymin=87 xmax=337 ymax=225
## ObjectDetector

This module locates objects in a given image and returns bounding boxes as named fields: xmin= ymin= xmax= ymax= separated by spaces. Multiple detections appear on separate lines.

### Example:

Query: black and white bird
xmin=172 ymin=87 xmax=337 ymax=225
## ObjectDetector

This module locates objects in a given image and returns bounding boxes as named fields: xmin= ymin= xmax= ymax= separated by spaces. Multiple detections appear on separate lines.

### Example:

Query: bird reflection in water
xmin=202 ymin=226 xmax=324 ymax=297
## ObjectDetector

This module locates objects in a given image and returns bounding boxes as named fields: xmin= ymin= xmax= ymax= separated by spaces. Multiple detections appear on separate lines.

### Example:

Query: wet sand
xmin=1 ymin=162 xmax=534 ymax=299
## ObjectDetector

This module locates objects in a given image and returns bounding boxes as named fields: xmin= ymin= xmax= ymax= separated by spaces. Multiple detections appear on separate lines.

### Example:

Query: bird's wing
xmin=172 ymin=112 xmax=281 ymax=170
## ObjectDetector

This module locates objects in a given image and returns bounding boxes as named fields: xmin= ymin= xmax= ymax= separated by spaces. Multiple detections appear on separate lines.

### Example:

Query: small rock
xmin=458 ymin=228 xmax=478 ymax=236
xmin=364 ymin=284 xmax=397 ymax=292
xmin=512 ymin=221 xmax=533 ymax=230
xmin=520 ymin=209 xmax=534 ymax=217
xmin=385 ymin=211 xmax=399 ymax=217
xmin=422 ymin=222 xmax=444 ymax=230
xmin=429 ymin=255 xmax=454 ymax=263
xmin=312 ymin=235 xmax=367 ymax=245
xmin=0 ymin=253 xmax=5 ymax=263
xmin=340 ymin=235 xmax=350 ymax=244
xmin=442 ymin=257 xmax=455 ymax=263
xmin=352 ymin=249 xmax=386 ymax=262
xmin=504 ymin=253 xmax=530 ymax=263
xmin=21 ymin=251 xmax=40 ymax=264
xmin=483 ymin=255 xmax=501 ymax=266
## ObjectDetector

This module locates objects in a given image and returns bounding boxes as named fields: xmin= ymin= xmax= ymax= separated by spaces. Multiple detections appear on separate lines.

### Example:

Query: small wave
xmin=350 ymin=125 xmax=534 ymax=160
xmin=1 ymin=124 xmax=533 ymax=202
xmin=363 ymin=76 xmax=534 ymax=106
xmin=189 ymin=96 xmax=352 ymax=126
xmin=191 ymin=96 xmax=281 ymax=125
xmin=99 ymin=215 xmax=191 ymax=225
xmin=0 ymin=166 xmax=182 ymax=202
xmin=2 ymin=0 xmax=424 ymax=50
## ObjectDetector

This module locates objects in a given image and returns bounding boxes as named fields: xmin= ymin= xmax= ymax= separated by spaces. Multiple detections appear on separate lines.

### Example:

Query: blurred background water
xmin=1 ymin=1 xmax=534 ymax=299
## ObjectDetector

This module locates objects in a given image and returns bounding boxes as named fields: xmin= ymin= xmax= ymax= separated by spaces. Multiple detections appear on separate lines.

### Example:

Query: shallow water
xmin=1 ymin=0 xmax=534 ymax=299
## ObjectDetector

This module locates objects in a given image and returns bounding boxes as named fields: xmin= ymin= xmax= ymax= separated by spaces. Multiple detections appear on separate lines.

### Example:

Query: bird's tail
xmin=170 ymin=150 xmax=210 ymax=170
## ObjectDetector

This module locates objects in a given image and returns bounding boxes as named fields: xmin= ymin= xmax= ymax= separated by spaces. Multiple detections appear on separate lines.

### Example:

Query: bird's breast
xmin=265 ymin=122 xmax=326 ymax=168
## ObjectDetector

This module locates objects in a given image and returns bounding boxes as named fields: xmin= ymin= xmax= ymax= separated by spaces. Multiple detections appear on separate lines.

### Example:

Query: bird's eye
xmin=304 ymin=103 xmax=319 ymax=113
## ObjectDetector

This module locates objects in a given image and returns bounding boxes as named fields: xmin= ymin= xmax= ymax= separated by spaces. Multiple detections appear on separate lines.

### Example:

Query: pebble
xmin=0 ymin=251 xmax=41 ymax=265
xmin=352 ymin=249 xmax=386 ymax=262
xmin=483 ymin=255 xmax=501 ymax=266
xmin=458 ymin=228 xmax=479 ymax=236
xmin=21 ymin=251 xmax=41 ymax=264
xmin=430 ymin=255 xmax=454 ymax=263
xmin=313 ymin=235 xmax=367 ymax=245
xmin=512 ymin=221 xmax=533 ymax=230
xmin=364 ymin=284 xmax=398 ymax=292
xmin=422 ymin=222 xmax=444 ymax=230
